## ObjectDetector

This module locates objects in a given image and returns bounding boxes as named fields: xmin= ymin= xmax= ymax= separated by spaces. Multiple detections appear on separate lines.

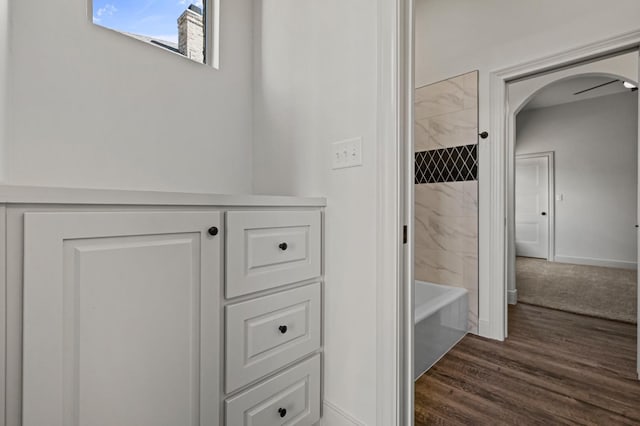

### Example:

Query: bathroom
xmin=413 ymin=71 xmax=479 ymax=379
xmin=2 ymin=0 xmax=640 ymax=425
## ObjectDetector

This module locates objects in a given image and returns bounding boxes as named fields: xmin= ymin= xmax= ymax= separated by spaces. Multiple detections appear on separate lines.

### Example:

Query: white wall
xmin=0 ymin=1 xmax=385 ymax=423
xmin=3 ymin=0 xmax=254 ymax=193
xmin=415 ymin=0 xmax=640 ymax=332
xmin=253 ymin=1 xmax=378 ymax=424
xmin=0 ymin=0 xmax=8 ymax=182
xmin=516 ymin=92 xmax=638 ymax=268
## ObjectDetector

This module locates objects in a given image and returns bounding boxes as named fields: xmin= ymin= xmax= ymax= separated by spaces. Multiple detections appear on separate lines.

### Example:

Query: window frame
xmin=88 ymin=0 xmax=220 ymax=69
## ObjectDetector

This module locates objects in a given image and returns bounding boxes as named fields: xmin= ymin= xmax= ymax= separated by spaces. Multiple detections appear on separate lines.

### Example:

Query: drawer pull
xmin=208 ymin=226 xmax=219 ymax=236
xmin=279 ymin=325 xmax=288 ymax=334
xmin=279 ymin=242 xmax=288 ymax=251
xmin=278 ymin=408 xmax=287 ymax=418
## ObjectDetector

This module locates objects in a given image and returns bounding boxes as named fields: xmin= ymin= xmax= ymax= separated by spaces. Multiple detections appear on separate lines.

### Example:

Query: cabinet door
xmin=22 ymin=211 xmax=222 ymax=426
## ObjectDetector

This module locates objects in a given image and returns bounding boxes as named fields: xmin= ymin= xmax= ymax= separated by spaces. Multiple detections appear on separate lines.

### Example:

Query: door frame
xmin=511 ymin=151 xmax=555 ymax=302
xmin=375 ymin=0 xmax=414 ymax=424
xmin=488 ymin=31 xmax=640 ymax=373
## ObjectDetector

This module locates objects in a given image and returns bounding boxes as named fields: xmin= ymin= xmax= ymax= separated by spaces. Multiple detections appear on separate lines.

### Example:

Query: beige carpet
xmin=516 ymin=257 xmax=637 ymax=324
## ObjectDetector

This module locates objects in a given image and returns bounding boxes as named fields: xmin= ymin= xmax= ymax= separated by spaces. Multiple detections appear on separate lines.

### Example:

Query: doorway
xmin=512 ymin=71 xmax=638 ymax=326
xmin=413 ymin=54 xmax=640 ymax=424
xmin=407 ymin=4 xmax=640 ymax=423
xmin=502 ymin=51 xmax=640 ymax=349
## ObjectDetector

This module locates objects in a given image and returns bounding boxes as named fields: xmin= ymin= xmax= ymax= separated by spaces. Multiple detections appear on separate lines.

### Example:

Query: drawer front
xmin=226 ymin=283 xmax=321 ymax=393
xmin=225 ymin=355 xmax=321 ymax=426
xmin=226 ymin=211 xmax=321 ymax=298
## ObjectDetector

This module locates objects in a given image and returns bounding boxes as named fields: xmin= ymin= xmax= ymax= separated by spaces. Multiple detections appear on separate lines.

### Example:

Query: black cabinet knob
xmin=279 ymin=325 xmax=288 ymax=334
xmin=541 ymin=212 xmax=547 ymax=216
xmin=279 ymin=242 xmax=288 ymax=251
xmin=208 ymin=226 xmax=219 ymax=236
xmin=479 ymin=131 xmax=489 ymax=139
xmin=278 ymin=408 xmax=287 ymax=418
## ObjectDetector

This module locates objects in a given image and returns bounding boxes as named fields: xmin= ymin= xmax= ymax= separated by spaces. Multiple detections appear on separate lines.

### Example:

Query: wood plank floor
xmin=415 ymin=303 xmax=640 ymax=425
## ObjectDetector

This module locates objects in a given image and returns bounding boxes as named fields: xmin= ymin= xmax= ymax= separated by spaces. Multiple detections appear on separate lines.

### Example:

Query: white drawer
xmin=226 ymin=210 xmax=321 ymax=298
xmin=226 ymin=283 xmax=321 ymax=393
xmin=225 ymin=355 xmax=321 ymax=426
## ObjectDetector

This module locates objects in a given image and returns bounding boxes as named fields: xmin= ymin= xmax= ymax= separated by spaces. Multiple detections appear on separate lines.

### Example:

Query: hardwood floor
xmin=415 ymin=303 xmax=640 ymax=425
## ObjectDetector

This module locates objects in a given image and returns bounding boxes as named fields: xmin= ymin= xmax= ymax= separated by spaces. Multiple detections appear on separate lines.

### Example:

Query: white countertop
xmin=0 ymin=185 xmax=326 ymax=207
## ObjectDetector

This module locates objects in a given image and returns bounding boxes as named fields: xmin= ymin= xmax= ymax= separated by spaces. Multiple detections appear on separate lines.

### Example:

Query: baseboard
xmin=507 ymin=289 xmax=518 ymax=305
xmin=320 ymin=400 xmax=366 ymax=426
xmin=477 ymin=318 xmax=492 ymax=339
xmin=554 ymin=255 xmax=637 ymax=270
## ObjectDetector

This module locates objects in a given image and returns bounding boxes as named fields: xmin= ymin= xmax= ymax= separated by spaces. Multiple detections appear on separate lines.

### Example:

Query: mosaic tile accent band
xmin=415 ymin=144 xmax=477 ymax=184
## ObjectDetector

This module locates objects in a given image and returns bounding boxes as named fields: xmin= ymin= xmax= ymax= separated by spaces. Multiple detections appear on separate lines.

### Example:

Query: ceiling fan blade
xmin=573 ymin=79 xmax=619 ymax=95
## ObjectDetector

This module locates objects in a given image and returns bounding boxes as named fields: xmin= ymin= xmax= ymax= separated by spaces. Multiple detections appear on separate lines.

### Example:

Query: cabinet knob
xmin=479 ymin=131 xmax=489 ymax=139
xmin=279 ymin=242 xmax=288 ymax=251
xmin=208 ymin=227 xmax=219 ymax=236
xmin=541 ymin=212 xmax=547 ymax=216
xmin=278 ymin=408 xmax=287 ymax=418
xmin=279 ymin=325 xmax=288 ymax=334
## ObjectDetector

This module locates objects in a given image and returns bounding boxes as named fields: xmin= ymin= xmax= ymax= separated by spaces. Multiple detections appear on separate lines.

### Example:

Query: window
xmin=92 ymin=1 xmax=209 ymax=65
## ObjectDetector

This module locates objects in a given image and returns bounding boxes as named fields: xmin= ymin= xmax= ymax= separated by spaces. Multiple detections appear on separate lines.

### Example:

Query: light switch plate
xmin=331 ymin=137 xmax=363 ymax=169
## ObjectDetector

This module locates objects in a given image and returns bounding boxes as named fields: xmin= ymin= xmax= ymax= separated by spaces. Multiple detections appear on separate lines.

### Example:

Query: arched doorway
xmin=505 ymin=50 xmax=639 ymax=376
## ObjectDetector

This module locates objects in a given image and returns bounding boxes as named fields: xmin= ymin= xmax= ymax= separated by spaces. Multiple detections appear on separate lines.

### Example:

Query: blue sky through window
xmin=93 ymin=0 xmax=204 ymax=44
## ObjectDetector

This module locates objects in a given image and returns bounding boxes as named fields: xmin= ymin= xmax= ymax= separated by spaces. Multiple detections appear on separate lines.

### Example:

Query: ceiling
xmin=521 ymin=76 xmax=635 ymax=111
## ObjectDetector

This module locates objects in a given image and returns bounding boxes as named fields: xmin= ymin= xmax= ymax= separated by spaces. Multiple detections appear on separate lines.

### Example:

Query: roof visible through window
xmin=92 ymin=1 xmax=207 ymax=64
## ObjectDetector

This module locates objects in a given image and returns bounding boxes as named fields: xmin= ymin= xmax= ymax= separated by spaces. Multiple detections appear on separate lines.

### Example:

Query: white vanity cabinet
xmin=0 ymin=186 xmax=325 ymax=426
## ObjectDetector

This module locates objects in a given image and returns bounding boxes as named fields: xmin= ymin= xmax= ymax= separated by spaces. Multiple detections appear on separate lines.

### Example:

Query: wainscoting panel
xmin=415 ymin=71 xmax=479 ymax=333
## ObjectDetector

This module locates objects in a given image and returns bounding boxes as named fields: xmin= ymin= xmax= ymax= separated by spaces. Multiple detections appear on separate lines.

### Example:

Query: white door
xmin=515 ymin=155 xmax=549 ymax=259
xmin=22 ymin=211 xmax=222 ymax=426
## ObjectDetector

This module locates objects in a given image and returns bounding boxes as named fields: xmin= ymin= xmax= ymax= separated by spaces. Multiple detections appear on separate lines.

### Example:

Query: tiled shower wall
xmin=415 ymin=71 xmax=479 ymax=333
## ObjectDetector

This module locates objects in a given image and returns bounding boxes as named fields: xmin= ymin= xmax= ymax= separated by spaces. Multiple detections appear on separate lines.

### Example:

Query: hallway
xmin=415 ymin=304 xmax=640 ymax=425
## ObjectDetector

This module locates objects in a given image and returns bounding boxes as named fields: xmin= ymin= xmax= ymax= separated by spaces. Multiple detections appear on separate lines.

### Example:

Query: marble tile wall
xmin=415 ymin=71 xmax=479 ymax=333
xmin=416 ymin=72 xmax=478 ymax=152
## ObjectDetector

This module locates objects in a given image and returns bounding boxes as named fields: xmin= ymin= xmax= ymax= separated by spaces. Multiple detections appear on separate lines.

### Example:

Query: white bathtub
xmin=414 ymin=281 xmax=468 ymax=380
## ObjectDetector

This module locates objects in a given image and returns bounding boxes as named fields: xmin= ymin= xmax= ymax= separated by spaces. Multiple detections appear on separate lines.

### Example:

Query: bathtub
xmin=414 ymin=281 xmax=468 ymax=380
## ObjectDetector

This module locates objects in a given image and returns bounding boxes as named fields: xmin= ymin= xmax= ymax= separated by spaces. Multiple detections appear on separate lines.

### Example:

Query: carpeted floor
xmin=516 ymin=257 xmax=637 ymax=323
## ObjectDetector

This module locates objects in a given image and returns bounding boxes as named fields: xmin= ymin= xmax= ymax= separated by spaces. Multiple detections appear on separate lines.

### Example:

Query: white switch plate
xmin=331 ymin=137 xmax=363 ymax=169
